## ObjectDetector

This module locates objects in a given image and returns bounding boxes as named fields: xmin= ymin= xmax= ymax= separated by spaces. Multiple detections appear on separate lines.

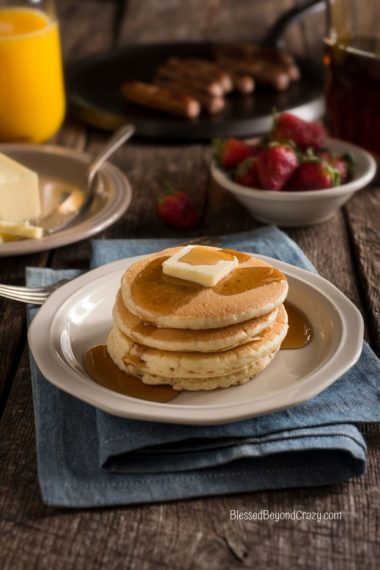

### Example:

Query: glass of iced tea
xmin=324 ymin=0 xmax=380 ymax=157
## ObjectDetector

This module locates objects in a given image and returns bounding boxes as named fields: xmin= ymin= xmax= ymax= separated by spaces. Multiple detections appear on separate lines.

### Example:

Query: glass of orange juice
xmin=0 ymin=0 xmax=65 ymax=143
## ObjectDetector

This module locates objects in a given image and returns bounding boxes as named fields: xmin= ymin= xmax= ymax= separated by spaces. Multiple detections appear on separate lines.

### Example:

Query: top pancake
xmin=121 ymin=247 xmax=288 ymax=329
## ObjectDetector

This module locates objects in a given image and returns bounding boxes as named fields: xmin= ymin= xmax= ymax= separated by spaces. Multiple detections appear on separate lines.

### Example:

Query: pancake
xmin=122 ymin=350 xmax=278 ymax=391
xmin=121 ymin=247 xmax=288 ymax=329
xmin=113 ymin=290 xmax=279 ymax=352
xmin=106 ymin=304 xmax=288 ymax=379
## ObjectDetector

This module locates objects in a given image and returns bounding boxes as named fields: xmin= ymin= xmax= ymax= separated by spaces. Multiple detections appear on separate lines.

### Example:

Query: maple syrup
xmin=223 ymin=249 xmax=252 ymax=263
xmin=215 ymin=266 xmax=285 ymax=296
xmin=282 ymin=302 xmax=313 ymax=349
xmin=83 ymin=344 xmax=177 ymax=402
xmin=131 ymin=254 xmax=286 ymax=315
xmin=179 ymin=246 xmax=236 ymax=265
xmin=123 ymin=342 xmax=146 ymax=368
xmin=324 ymin=35 xmax=380 ymax=157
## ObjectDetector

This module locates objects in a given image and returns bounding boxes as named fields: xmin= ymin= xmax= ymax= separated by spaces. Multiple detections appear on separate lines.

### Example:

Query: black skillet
xmin=66 ymin=0 xmax=326 ymax=140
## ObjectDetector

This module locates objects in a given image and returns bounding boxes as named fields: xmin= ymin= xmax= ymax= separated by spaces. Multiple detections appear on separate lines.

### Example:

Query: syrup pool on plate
xmin=0 ymin=6 xmax=65 ymax=142
xmin=84 ymin=344 xmax=178 ymax=402
xmin=281 ymin=302 xmax=313 ymax=349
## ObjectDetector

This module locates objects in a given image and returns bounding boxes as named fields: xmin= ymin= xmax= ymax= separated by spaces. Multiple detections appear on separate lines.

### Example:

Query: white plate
xmin=28 ymin=254 xmax=363 ymax=425
xmin=211 ymin=138 xmax=377 ymax=227
xmin=0 ymin=144 xmax=132 ymax=256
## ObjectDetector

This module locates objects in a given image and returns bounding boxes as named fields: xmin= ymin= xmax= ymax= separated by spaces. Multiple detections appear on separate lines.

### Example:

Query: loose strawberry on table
xmin=157 ymin=185 xmax=199 ymax=229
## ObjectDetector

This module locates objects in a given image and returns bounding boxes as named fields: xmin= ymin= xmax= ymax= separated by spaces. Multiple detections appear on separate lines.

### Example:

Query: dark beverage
xmin=324 ymin=36 xmax=380 ymax=157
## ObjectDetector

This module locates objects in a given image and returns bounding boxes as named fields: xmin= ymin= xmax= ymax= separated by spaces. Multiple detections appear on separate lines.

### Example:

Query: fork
xmin=0 ymin=236 xmax=220 ymax=305
xmin=0 ymin=279 xmax=70 ymax=305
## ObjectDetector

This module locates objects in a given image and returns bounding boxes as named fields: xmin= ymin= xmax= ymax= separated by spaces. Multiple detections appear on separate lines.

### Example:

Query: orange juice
xmin=0 ymin=7 xmax=65 ymax=142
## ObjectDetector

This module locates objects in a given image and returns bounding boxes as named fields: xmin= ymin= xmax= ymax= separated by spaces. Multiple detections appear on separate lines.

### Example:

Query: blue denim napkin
xmin=27 ymin=227 xmax=380 ymax=507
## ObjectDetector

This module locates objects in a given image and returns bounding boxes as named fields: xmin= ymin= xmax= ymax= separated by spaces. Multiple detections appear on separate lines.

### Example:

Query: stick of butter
xmin=162 ymin=245 xmax=238 ymax=287
xmin=0 ymin=153 xmax=41 ymax=222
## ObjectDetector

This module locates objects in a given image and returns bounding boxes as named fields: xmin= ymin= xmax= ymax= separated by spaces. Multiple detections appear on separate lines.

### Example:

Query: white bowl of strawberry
xmin=211 ymin=112 xmax=377 ymax=227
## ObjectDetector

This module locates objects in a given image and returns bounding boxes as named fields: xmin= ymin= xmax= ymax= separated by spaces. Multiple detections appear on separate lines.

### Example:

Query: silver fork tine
xmin=0 ymin=288 xmax=49 ymax=298
xmin=0 ymin=291 xmax=47 ymax=305
xmin=0 ymin=290 xmax=49 ymax=301
xmin=0 ymin=276 xmax=69 ymax=304
xmin=0 ymin=284 xmax=49 ymax=293
xmin=0 ymin=286 xmax=49 ymax=296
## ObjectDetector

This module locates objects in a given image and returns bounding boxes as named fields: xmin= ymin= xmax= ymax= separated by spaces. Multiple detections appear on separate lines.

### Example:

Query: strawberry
xmin=249 ymin=141 xmax=263 ymax=157
xmin=257 ymin=143 xmax=299 ymax=190
xmin=213 ymin=138 xmax=254 ymax=169
xmin=331 ymin=157 xmax=348 ymax=183
xmin=272 ymin=112 xmax=326 ymax=150
xmin=314 ymin=148 xmax=333 ymax=162
xmin=234 ymin=157 xmax=261 ymax=188
xmin=286 ymin=159 xmax=341 ymax=191
xmin=157 ymin=185 xmax=198 ymax=229
xmin=315 ymin=149 xmax=354 ymax=183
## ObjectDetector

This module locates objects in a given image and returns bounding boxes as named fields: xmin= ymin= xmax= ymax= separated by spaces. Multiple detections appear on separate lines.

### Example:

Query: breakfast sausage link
xmin=154 ymin=77 xmax=225 ymax=114
xmin=120 ymin=81 xmax=200 ymax=118
xmin=216 ymin=57 xmax=290 ymax=91
xmin=167 ymin=58 xmax=233 ymax=93
xmin=158 ymin=63 xmax=224 ymax=97
xmin=232 ymin=74 xmax=255 ymax=94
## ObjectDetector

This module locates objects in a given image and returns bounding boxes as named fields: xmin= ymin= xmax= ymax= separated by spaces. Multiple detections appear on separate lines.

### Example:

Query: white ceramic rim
xmin=211 ymin=137 xmax=377 ymax=200
xmin=28 ymin=253 xmax=364 ymax=425
xmin=0 ymin=144 xmax=132 ymax=256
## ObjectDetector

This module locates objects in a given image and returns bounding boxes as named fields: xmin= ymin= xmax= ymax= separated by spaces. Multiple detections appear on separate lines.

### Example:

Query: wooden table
xmin=1 ymin=1 xmax=379 ymax=568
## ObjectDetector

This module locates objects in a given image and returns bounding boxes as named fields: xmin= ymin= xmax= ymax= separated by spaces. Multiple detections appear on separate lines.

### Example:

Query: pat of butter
xmin=0 ymin=221 xmax=43 ymax=239
xmin=0 ymin=153 xmax=41 ymax=222
xmin=0 ymin=233 xmax=20 ymax=243
xmin=162 ymin=245 xmax=238 ymax=287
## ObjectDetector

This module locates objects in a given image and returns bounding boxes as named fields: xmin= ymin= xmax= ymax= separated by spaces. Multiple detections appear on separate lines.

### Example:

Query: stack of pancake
xmin=107 ymin=247 xmax=289 ymax=391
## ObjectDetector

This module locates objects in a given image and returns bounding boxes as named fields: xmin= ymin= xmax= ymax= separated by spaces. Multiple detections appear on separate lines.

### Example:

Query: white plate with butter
xmin=0 ymin=144 xmax=132 ymax=256
xmin=28 ymin=253 xmax=363 ymax=425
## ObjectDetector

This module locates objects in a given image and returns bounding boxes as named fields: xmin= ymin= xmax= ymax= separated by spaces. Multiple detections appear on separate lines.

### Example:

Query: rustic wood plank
xmin=344 ymin=185 xmax=380 ymax=355
xmin=0 ymin=253 xmax=48 ymax=419
xmin=197 ymin=0 xmax=295 ymax=43
xmin=57 ymin=0 xmax=119 ymax=61
xmin=118 ymin=0 xmax=221 ymax=44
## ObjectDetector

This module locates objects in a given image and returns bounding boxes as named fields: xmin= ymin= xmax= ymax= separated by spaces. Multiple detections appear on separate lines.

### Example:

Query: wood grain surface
xmin=0 ymin=1 xmax=379 ymax=569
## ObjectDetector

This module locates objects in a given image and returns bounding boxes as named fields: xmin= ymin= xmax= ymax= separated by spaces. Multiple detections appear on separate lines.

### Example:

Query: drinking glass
xmin=324 ymin=0 xmax=380 ymax=156
xmin=0 ymin=0 xmax=65 ymax=142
